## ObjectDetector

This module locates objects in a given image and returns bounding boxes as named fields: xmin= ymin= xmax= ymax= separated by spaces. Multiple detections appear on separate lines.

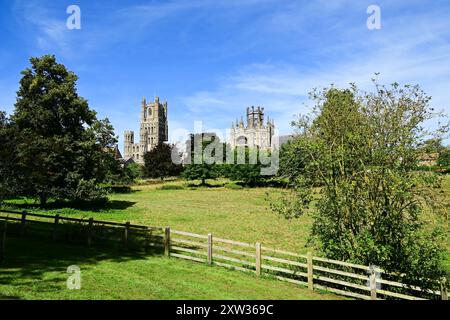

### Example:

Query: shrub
xmin=271 ymin=82 xmax=448 ymax=289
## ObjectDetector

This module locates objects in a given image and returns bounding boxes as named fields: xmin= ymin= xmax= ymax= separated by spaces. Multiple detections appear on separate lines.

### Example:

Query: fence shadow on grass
xmin=0 ymin=234 xmax=163 ymax=299
xmin=1 ymin=199 xmax=137 ymax=213
xmin=0 ymin=209 xmax=166 ymax=300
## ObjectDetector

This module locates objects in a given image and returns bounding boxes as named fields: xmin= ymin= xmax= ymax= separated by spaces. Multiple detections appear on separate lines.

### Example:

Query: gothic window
xmin=148 ymin=108 xmax=152 ymax=116
xmin=237 ymin=135 xmax=248 ymax=146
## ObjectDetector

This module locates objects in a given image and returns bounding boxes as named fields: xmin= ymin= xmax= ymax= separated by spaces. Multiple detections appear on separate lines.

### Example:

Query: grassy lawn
xmin=1 ymin=176 xmax=450 ymax=290
xmin=0 ymin=237 xmax=344 ymax=300
xmin=3 ymin=180 xmax=313 ymax=253
xmin=2 ymin=176 xmax=449 ymax=272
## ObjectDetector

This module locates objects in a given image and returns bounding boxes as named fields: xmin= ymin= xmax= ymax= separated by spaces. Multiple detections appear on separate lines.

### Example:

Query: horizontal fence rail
xmin=0 ymin=209 xmax=448 ymax=301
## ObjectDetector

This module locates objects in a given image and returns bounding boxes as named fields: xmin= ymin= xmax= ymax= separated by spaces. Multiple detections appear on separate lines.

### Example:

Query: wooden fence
xmin=0 ymin=209 xmax=448 ymax=301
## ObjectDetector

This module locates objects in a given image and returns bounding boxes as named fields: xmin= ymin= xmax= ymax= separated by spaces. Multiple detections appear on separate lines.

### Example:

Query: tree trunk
xmin=39 ymin=193 xmax=47 ymax=208
xmin=0 ymin=220 xmax=6 ymax=263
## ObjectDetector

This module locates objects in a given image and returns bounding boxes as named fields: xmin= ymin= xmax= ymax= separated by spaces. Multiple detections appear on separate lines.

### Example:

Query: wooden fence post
xmin=52 ymin=214 xmax=60 ymax=241
xmin=164 ymin=227 xmax=170 ymax=257
xmin=207 ymin=233 xmax=213 ymax=265
xmin=20 ymin=211 xmax=27 ymax=237
xmin=441 ymin=277 xmax=448 ymax=301
xmin=87 ymin=218 xmax=93 ymax=247
xmin=307 ymin=252 xmax=314 ymax=291
xmin=369 ymin=266 xmax=377 ymax=300
xmin=124 ymin=222 xmax=130 ymax=249
xmin=255 ymin=242 xmax=261 ymax=276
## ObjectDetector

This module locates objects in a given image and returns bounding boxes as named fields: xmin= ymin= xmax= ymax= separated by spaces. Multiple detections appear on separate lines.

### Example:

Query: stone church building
xmin=124 ymin=96 xmax=168 ymax=164
xmin=230 ymin=106 xmax=275 ymax=151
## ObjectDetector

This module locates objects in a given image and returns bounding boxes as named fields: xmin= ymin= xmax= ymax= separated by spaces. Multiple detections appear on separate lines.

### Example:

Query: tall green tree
xmin=182 ymin=139 xmax=219 ymax=185
xmin=11 ymin=55 xmax=119 ymax=206
xmin=0 ymin=111 xmax=18 ymax=201
xmin=272 ymin=82 xmax=448 ymax=289
xmin=143 ymin=143 xmax=182 ymax=180
xmin=222 ymin=147 xmax=267 ymax=186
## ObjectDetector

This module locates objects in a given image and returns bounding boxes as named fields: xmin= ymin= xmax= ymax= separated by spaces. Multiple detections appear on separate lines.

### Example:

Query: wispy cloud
xmin=180 ymin=4 xmax=450 ymax=137
xmin=12 ymin=0 xmax=74 ymax=54
xmin=6 ymin=0 xmax=450 ymax=147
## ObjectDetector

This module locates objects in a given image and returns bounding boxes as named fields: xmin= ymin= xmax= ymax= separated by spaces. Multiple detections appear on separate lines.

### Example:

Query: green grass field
xmin=0 ymin=237 xmax=344 ymax=300
xmin=3 ymin=177 xmax=449 ymax=257
xmin=3 ymin=180 xmax=314 ymax=253
xmin=1 ymin=176 xmax=449 ymax=299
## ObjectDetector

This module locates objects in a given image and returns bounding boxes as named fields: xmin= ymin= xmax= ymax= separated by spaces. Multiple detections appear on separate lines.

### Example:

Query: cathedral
xmin=124 ymin=96 xmax=168 ymax=164
xmin=230 ymin=106 xmax=275 ymax=151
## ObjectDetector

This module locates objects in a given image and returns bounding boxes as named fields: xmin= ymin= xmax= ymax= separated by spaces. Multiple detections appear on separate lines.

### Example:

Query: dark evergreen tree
xmin=143 ymin=143 xmax=182 ymax=180
xmin=11 ymin=55 xmax=119 ymax=206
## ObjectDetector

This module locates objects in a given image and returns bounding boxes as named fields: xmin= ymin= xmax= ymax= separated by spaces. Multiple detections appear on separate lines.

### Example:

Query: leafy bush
xmin=271 ymin=82 xmax=448 ymax=289
xmin=143 ymin=144 xmax=182 ymax=180
xmin=69 ymin=179 xmax=108 ymax=203
xmin=438 ymin=148 xmax=450 ymax=166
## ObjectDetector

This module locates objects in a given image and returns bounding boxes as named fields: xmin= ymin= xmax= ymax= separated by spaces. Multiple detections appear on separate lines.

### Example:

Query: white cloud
xmin=12 ymin=0 xmax=76 ymax=55
xmin=182 ymin=92 xmax=227 ymax=113
xmin=178 ymin=6 xmax=450 ymax=140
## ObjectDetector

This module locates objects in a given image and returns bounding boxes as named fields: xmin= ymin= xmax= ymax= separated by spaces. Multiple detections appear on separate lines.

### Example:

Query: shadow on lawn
xmin=0 ymin=235 xmax=162 ymax=299
xmin=1 ymin=199 xmax=137 ymax=213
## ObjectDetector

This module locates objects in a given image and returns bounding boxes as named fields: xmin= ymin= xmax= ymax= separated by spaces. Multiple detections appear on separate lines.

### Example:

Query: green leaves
xmin=274 ymin=80 xmax=448 ymax=289
xmin=8 ymin=55 xmax=120 ymax=206
xmin=143 ymin=143 xmax=182 ymax=180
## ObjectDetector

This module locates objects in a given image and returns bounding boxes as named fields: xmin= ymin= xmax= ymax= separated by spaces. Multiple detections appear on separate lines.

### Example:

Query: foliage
xmin=143 ymin=143 xmax=182 ymax=180
xmin=438 ymin=147 xmax=450 ymax=167
xmin=106 ymin=162 xmax=142 ymax=185
xmin=10 ymin=55 xmax=120 ymax=206
xmin=0 ymin=111 xmax=18 ymax=200
xmin=271 ymin=81 xmax=449 ymax=288
xmin=126 ymin=163 xmax=143 ymax=180
xmin=221 ymin=147 xmax=268 ymax=186
xmin=63 ymin=174 xmax=108 ymax=205
xmin=182 ymin=140 xmax=219 ymax=185
xmin=182 ymin=163 xmax=218 ymax=185
xmin=416 ymin=165 xmax=450 ymax=174
xmin=419 ymin=138 xmax=445 ymax=154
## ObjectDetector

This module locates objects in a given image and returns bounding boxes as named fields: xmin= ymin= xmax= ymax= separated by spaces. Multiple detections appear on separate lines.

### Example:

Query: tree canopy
xmin=273 ymin=81 xmax=449 ymax=289
xmin=143 ymin=143 xmax=182 ymax=180
xmin=9 ymin=55 xmax=121 ymax=206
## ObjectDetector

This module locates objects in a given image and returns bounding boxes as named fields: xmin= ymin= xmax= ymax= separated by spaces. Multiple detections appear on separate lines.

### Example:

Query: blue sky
xmin=0 ymin=0 xmax=449 ymax=150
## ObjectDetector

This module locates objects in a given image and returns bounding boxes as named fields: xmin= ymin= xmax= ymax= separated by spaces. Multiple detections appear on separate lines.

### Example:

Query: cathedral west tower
xmin=124 ymin=96 xmax=168 ymax=164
